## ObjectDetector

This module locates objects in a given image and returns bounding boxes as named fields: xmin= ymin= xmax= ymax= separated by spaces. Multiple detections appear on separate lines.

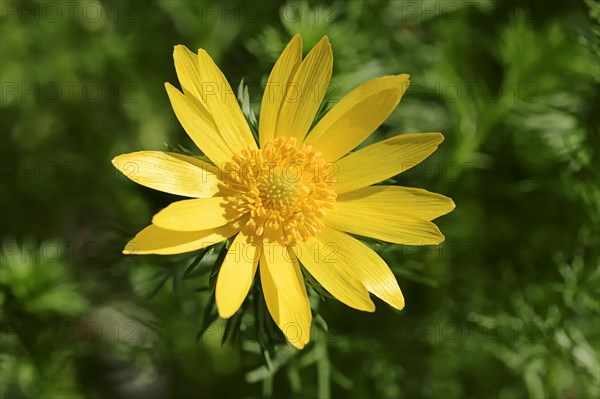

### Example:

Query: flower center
xmin=221 ymin=137 xmax=336 ymax=245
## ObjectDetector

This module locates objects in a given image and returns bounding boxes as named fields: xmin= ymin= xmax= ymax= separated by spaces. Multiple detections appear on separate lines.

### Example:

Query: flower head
xmin=113 ymin=35 xmax=455 ymax=349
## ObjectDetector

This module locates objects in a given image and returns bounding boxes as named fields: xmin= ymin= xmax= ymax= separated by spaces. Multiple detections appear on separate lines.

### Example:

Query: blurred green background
xmin=1 ymin=0 xmax=599 ymax=398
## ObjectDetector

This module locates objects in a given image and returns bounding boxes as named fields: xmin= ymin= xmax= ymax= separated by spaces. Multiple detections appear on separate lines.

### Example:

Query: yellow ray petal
xmin=122 ymin=221 xmax=241 ymax=255
xmin=316 ymin=227 xmax=405 ymax=309
xmin=259 ymin=251 xmax=279 ymax=320
xmin=335 ymin=185 xmax=455 ymax=221
xmin=216 ymin=231 xmax=260 ymax=318
xmin=112 ymin=151 xmax=220 ymax=198
xmin=305 ymin=75 xmax=410 ymax=161
xmin=324 ymin=197 xmax=446 ymax=246
xmin=260 ymin=242 xmax=311 ymax=349
xmin=332 ymin=133 xmax=444 ymax=194
xmin=165 ymin=83 xmax=236 ymax=167
xmin=292 ymin=239 xmax=375 ymax=312
xmin=259 ymin=35 xmax=302 ymax=147
xmin=275 ymin=36 xmax=333 ymax=143
xmin=152 ymin=197 xmax=230 ymax=232
xmin=173 ymin=45 xmax=206 ymax=105
xmin=197 ymin=49 xmax=257 ymax=151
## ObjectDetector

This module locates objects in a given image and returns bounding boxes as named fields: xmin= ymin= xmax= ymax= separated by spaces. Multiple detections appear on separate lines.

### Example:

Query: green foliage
xmin=472 ymin=247 xmax=600 ymax=398
xmin=1 ymin=242 xmax=88 ymax=316
xmin=0 ymin=242 xmax=88 ymax=398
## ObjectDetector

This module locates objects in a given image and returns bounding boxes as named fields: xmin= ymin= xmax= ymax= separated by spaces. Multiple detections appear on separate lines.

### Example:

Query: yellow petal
xmin=332 ymin=133 xmax=444 ymax=194
xmin=305 ymin=75 xmax=410 ymax=161
xmin=335 ymin=185 xmax=455 ymax=221
xmin=112 ymin=151 xmax=220 ymax=198
xmin=173 ymin=45 xmax=206 ymax=105
xmin=259 ymin=251 xmax=279 ymax=320
xmin=316 ymin=227 xmax=405 ymax=309
xmin=259 ymin=35 xmax=302 ymax=147
xmin=275 ymin=36 xmax=333 ymax=143
xmin=197 ymin=49 xmax=257 ymax=151
xmin=123 ymin=222 xmax=241 ymax=255
xmin=216 ymin=231 xmax=260 ymax=318
xmin=165 ymin=83 xmax=236 ymax=166
xmin=292 ymin=238 xmax=375 ymax=312
xmin=260 ymin=242 xmax=311 ymax=349
xmin=152 ymin=197 xmax=230 ymax=231
xmin=325 ymin=196 xmax=446 ymax=246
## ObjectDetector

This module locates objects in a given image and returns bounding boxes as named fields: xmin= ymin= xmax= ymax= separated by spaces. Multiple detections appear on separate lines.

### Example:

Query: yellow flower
xmin=113 ymin=35 xmax=455 ymax=349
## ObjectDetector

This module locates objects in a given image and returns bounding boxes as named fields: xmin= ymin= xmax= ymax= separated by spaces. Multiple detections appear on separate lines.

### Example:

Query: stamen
xmin=221 ymin=137 xmax=336 ymax=245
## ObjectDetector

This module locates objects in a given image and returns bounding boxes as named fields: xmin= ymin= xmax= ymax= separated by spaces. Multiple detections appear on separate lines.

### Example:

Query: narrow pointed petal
xmin=325 ymin=197 xmax=446 ymax=246
xmin=335 ymin=186 xmax=455 ymax=221
xmin=332 ymin=133 xmax=444 ymax=194
xmin=152 ymin=197 xmax=230 ymax=231
xmin=197 ymin=49 xmax=257 ymax=151
xmin=165 ymin=83 xmax=236 ymax=166
xmin=260 ymin=242 xmax=311 ymax=349
xmin=259 ymin=35 xmax=303 ymax=147
xmin=275 ymin=36 xmax=333 ymax=143
xmin=305 ymin=75 xmax=410 ymax=161
xmin=123 ymin=222 xmax=241 ymax=255
xmin=112 ymin=151 xmax=220 ymax=198
xmin=259 ymin=253 xmax=280 ymax=321
xmin=173 ymin=45 xmax=206 ymax=104
xmin=216 ymin=232 xmax=260 ymax=318
xmin=316 ymin=227 xmax=405 ymax=309
xmin=292 ymin=239 xmax=375 ymax=312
